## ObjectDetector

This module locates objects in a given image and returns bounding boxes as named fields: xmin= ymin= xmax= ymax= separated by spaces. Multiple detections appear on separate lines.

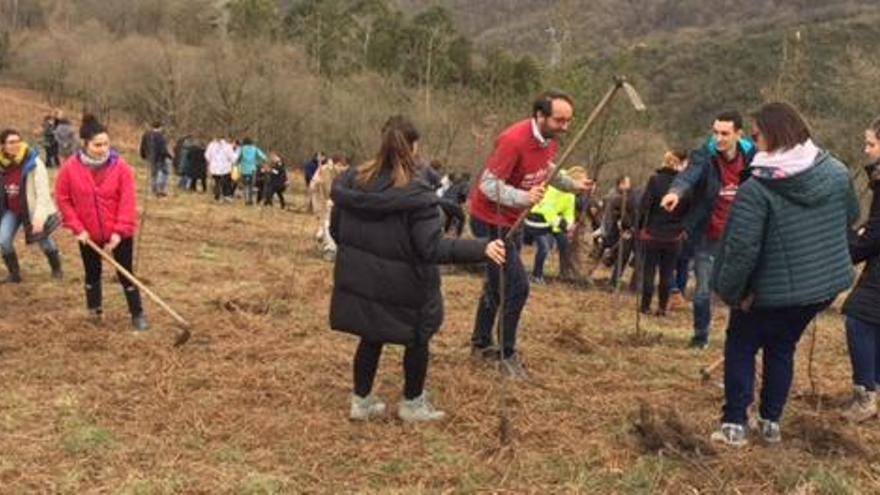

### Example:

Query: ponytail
xmin=356 ymin=115 xmax=420 ymax=189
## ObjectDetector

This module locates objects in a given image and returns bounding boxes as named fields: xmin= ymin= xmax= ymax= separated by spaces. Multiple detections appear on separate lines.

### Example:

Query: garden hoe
xmin=85 ymin=238 xmax=192 ymax=346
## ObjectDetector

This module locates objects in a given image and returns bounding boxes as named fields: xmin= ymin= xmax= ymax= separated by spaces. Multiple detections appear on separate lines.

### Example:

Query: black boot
xmin=85 ymin=282 xmax=102 ymax=322
xmin=45 ymin=250 xmax=63 ymax=280
xmin=124 ymin=286 xmax=149 ymax=331
xmin=2 ymin=252 xmax=22 ymax=283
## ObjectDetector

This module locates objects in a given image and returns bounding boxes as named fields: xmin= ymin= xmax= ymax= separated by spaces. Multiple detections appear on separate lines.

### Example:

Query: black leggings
xmin=353 ymin=339 xmax=429 ymax=400
xmin=78 ymin=237 xmax=143 ymax=316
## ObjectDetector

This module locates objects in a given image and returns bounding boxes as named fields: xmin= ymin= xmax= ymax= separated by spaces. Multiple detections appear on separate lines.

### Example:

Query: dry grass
xmin=1 ymin=86 xmax=879 ymax=493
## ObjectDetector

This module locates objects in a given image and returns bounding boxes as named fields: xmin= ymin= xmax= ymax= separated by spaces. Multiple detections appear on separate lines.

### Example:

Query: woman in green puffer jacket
xmin=709 ymin=102 xmax=859 ymax=447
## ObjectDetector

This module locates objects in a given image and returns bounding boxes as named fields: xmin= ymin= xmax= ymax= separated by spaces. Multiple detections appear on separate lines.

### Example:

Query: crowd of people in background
xmin=4 ymin=92 xmax=880 ymax=445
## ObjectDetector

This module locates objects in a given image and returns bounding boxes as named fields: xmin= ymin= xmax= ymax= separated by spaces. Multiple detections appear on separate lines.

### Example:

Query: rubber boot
xmin=124 ymin=286 xmax=149 ymax=331
xmin=2 ymin=252 xmax=22 ymax=283
xmin=85 ymin=282 xmax=103 ymax=322
xmin=45 ymin=250 xmax=62 ymax=280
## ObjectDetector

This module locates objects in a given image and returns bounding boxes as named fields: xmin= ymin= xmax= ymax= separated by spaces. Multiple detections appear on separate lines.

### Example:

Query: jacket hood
xmin=707 ymin=137 xmax=756 ymax=159
xmin=750 ymin=139 xmax=820 ymax=181
xmin=331 ymin=166 xmax=439 ymax=213
xmin=755 ymin=150 xmax=841 ymax=207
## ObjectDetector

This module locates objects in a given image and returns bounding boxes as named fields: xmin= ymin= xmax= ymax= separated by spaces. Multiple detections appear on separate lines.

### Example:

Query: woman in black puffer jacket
xmin=841 ymin=116 xmax=880 ymax=423
xmin=329 ymin=116 xmax=505 ymax=423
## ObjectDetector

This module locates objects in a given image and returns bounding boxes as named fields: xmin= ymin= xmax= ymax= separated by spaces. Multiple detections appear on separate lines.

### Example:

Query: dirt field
xmin=0 ymin=87 xmax=878 ymax=494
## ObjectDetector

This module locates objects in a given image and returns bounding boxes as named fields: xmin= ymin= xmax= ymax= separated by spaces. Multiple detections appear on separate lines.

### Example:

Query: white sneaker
xmin=350 ymin=394 xmax=386 ymax=421
xmin=398 ymin=393 xmax=446 ymax=423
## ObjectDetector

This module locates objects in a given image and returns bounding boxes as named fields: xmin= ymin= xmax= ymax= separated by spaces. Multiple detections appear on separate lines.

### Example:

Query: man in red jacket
xmin=469 ymin=90 xmax=592 ymax=378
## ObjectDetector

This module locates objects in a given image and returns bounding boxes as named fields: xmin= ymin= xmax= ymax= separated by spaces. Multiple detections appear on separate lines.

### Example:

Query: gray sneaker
xmin=710 ymin=423 xmax=748 ymax=447
xmin=350 ymin=394 xmax=386 ymax=421
xmin=756 ymin=417 xmax=781 ymax=444
xmin=500 ymin=354 xmax=529 ymax=380
xmin=471 ymin=345 xmax=500 ymax=362
xmin=88 ymin=308 xmax=103 ymax=325
xmin=131 ymin=315 xmax=150 ymax=332
xmin=841 ymin=385 xmax=877 ymax=423
xmin=398 ymin=393 xmax=446 ymax=422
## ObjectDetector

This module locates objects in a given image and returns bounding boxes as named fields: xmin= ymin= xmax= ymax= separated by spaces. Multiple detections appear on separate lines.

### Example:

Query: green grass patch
xmin=61 ymin=415 xmax=115 ymax=454
xmin=237 ymin=474 xmax=288 ymax=495
xmin=217 ymin=445 xmax=247 ymax=464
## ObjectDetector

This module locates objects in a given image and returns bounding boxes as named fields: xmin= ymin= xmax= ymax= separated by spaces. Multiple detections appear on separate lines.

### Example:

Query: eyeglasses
xmin=549 ymin=116 xmax=573 ymax=126
xmin=3 ymin=139 xmax=21 ymax=145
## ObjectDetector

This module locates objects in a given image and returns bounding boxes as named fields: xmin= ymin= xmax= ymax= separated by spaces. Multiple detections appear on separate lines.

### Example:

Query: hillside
xmin=397 ymin=0 xmax=878 ymax=60
xmin=1 ymin=86 xmax=879 ymax=492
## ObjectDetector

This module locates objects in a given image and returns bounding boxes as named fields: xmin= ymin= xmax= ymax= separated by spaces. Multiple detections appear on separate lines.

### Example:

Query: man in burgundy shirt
xmin=469 ymin=90 xmax=592 ymax=378
xmin=661 ymin=111 xmax=757 ymax=349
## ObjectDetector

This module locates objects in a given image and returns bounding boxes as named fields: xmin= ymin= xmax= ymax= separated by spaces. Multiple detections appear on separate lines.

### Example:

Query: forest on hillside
xmin=0 ymin=0 xmax=879 ymax=190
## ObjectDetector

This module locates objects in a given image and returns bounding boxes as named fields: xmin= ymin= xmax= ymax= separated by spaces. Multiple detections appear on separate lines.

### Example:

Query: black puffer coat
xmin=843 ymin=174 xmax=880 ymax=325
xmin=329 ymin=166 xmax=488 ymax=345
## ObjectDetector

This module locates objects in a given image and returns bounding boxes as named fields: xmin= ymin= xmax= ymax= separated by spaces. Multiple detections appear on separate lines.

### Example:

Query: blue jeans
xmin=532 ymin=230 xmax=568 ymax=279
xmin=471 ymin=217 xmax=529 ymax=358
xmin=0 ymin=211 xmax=57 ymax=255
xmin=150 ymin=163 xmax=168 ymax=194
xmin=722 ymin=302 xmax=828 ymax=424
xmin=846 ymin=316 xmax=880 ymax=391
xmin=692 ymin=237 xmax=719 ymax=343
xmin=674 ymin=255 xmax=690 ymax=293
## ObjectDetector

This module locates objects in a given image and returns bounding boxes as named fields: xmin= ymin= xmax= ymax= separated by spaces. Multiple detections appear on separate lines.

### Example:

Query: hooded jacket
xmin=55 ymin=151 xmax=138 ymax=244
xmin=329 ymin=166 xmax=488 ymax=345
xmin=843 ymin=164 xmax=880 ymax=325
xmin=0 ymin=145 xmax=59 ymax=241
xmin=712 ymin=145 xmax=858 ymax=308
xmin=237 ymin=144 xmax=267 ymax=176
xmin=670 ymin=138 xmax=757 ymax=238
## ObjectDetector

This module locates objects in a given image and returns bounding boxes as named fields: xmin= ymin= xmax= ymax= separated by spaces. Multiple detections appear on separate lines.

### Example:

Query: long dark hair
xmin=356 ymin=115 xmax=420 ymax=189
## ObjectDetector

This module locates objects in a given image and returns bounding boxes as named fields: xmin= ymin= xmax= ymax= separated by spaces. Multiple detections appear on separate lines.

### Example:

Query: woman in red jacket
xmin=55 ymin=115 xmax=148 ymax=331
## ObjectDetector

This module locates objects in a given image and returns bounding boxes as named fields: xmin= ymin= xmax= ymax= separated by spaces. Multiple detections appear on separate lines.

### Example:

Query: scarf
xmin=750 ymin=139 xmax=820 ymax=180
xmin=79 ymin=150 xmax=110 ymax=169
xmin=0 ymin=144 xmax=29 ymax=170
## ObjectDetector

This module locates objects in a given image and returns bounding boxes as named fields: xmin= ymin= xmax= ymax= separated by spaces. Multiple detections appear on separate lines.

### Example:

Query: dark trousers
xmin=470 ymin=217 xmax=529 ymax=358
xmin=722 ymin=302 xmax=828 ymax=424
xmin=440 ymin=200 xmax=465 ymax=237
xmin=78 ymin=238 xmax=143 ymax=317
xmin=353 ymin=339 xmax=428 ymax=400
xmin=263 ymin=186 xmax=286 ymax=208
xmin=641 ymin=243 xmax=679 ymax=312
xmin=846 ymin=316 xmax=880 ymax=391
xmin=188 ymin=176 xmax=207 ymax=192
xmin=45 ymin=145 xmax=59 ymax=168
xmin=212 ymin=174 xmax=232 ymax=200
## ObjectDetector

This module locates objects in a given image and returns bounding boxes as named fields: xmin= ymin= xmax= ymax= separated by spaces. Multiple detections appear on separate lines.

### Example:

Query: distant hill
xmin=395 ymin=0 xmax=877 ymax=63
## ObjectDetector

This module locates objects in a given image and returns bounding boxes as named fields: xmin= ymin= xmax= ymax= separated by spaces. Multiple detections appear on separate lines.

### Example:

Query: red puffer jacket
xmin=55 ymin=151 xmax=138 ymax=243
